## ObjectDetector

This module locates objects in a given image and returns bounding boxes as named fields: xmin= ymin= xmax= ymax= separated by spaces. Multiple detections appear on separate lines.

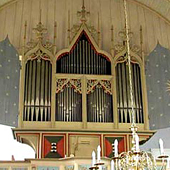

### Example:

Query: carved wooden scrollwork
xmin=114 ymin=29 xmax=141 ymax=58
xmin=56 ymin=79 xmax=82 ymax=94
xmin=87 ymin=80 xmax=112 ymax=95
xmin=116 ymin=54 xmax=139 ymax=64
xmin=28 ymin=49 xmax=51 ymax=62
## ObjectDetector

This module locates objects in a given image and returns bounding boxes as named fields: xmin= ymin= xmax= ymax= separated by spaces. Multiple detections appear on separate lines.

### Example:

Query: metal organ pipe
xmin=31 ymin=60 xmax=36 ymax=121
xmin=87 ymin=88 xmax=113 ymax=123
xmin=24 ymin=59 xmax=52 ymax=122
xmin=24 ymin=62 xmax=29 ymax=120
xmin=116 ymin=62 xmax=144 ymax=124
xmin=56 ymin=86 xmax=82 ymax=122
xmin=40 ymin=60 xmax=45 ymax=121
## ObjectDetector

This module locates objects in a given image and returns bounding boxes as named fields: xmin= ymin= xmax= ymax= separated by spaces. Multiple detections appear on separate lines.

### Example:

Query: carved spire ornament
xmin=21 ymin=9 xmax=58 ymax=63
xmin=68 ymin=0 xmax=100 ymax=47
xmin=77 ymin=0 xmax=90 ymax=23
xmin=32 ymin=9 xmax=47 ymax=41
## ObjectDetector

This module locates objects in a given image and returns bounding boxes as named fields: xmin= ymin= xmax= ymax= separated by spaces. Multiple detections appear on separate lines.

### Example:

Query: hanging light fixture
xmin=89 ymin=0 xmax=169 ymax=169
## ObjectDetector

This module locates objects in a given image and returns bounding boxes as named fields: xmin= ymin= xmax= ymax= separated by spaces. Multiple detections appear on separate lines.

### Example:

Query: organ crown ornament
xmin=113 ymin=24 xmax=143 ymax=61
xmin=22 ymin=9 xmax=57 ymax=63
xmin=32 ymin=9 xmax=47 ymax=41
xmin=68 ymin=0 xmax=100 ymax=47
xmin=77 ymin=0 xmax=90 ymax=23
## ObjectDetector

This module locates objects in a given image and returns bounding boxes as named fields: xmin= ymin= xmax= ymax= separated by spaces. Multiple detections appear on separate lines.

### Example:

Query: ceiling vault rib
xmin=128 ymin=0 xmax=170 ymax=26
xmin=0 ymin=0 xmax=17 ymax=10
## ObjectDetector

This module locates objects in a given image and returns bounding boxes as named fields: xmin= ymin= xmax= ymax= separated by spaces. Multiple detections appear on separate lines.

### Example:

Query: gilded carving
xmin=56 ymin=79 xmax=82 ymax=94
xmin=22 ymin=10 xmax=56 ymax=64
xmin=87 ymin=80 xmax=112 ymax=95
xmin=68 ymin=1 xmax=99 ymax=46
xmin=115 ymin=29 xmax=141 ymax=57
xmin=30 ymin=49 xmax=51 ymax=62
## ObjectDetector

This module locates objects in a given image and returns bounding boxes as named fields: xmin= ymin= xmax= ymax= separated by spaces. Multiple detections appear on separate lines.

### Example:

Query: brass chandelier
xmin=90 ymin=0 xmax=169 ymax=169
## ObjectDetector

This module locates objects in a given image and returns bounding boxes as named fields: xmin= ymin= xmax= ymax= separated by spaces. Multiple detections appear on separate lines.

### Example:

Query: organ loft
xmin=2 ymin=0 xmax=170 ymax=169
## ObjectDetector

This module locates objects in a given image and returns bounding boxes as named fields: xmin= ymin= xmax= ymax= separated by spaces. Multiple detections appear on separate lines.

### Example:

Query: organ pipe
xmin=116 ymin=62 xmax=143 ymax=123
xmin=56 ymin=87 xmax=82 ymax=122
xmin=87 ymin=87 xmax=113 ymax=123
xmin=56 ymin=32 xmax=111 ymax=75
xmin=24 ymin=59 xmax=52 ymax=121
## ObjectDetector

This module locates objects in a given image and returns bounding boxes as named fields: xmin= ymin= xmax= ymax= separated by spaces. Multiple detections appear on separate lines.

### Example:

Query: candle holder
xmin=89 ymin=162 xmax=104 ymax=170
xmin=112 ymin=156 xmax=120 ymax=160
xmin=158 ymin=155 xmax=169 ymax=159
xmin=89 ymin=166 xmax=99 ymax=170
xmin=94 ymin=162 xmax=104 ymax=166
xmin=158 ymin=155 xmax=169 ymax=170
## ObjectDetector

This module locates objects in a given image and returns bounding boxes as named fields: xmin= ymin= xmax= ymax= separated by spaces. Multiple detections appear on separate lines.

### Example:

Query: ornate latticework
xmin=116 ymin=54 xmax=138 ymax=64
xmin=29 ymin=49 xmax=51 ymax=62
xmin=87 ymin=80 xmax=112 ymax=95
xmin=56 ymin=79 xmax=82 ymax=94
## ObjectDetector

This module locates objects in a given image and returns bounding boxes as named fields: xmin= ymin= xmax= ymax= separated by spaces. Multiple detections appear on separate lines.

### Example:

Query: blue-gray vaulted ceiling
xmin=146 ymin=43 xmax=170 ymax=130
xmin=0 ymin=36 xmax=19 ymax=127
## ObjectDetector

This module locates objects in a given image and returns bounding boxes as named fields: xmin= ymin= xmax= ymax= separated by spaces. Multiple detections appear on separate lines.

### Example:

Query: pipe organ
xmin=13 ymin=1 xmax=151 ymax=160
xmin=23 ymin=59 xmax=52 ymax=121
xmin=116 ymin=62 xmax=143 ymax=123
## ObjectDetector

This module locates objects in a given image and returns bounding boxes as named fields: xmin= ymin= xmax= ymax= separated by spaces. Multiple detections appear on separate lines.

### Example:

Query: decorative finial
xmin=24 ymin=21 xmax=27 ymax=41
xmin=32 ymin=9 xmax=47 ymax=41
xmin=39 ymin=8 xmax=42 ymax=23
xmin=140 ymin=25 xmax=144 ymax=62
xmin=54 ymin=21 xmax=57 ymax=42
xmin=22 ymin=20 xmax=27 ymax=57
xmin=140 ymin=25 xmax=143 ymax=45
xmin=111 ymin=25 xmax=114 ymax=55
xmin=97 ymin=12 xmax=101 ymax=48
xmin=68 ymin=10 xmax=71 ymax=45
xmin=77 ymin=0 xmax=90 ymax=23
xmin=53 ymin=21 xmax=57 ymax=54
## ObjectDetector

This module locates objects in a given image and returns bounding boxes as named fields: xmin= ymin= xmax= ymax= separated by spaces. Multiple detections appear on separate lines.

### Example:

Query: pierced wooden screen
xmin=116 ymin=62 xmax=143 ymax=123
xmin=56 ymin=32 xmax=111 ymax=75
xmin=87 ymin=80 xmax=113 ymax=122
xmin=23 ymin=59 xmax=52 ymax=121
xmin=56 ymin=79 xmax=82 ymax=122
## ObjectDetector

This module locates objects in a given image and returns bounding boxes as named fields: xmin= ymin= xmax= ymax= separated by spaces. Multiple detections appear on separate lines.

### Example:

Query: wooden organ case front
xmin=14 ymin=4 xmax=151 ymax=159
xmin=56 ymin=31 xmax=113 ymax=123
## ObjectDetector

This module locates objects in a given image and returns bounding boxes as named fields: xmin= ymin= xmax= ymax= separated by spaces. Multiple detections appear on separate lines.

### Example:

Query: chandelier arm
xmin=123 ymin=0 xmax=135 ymax=126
